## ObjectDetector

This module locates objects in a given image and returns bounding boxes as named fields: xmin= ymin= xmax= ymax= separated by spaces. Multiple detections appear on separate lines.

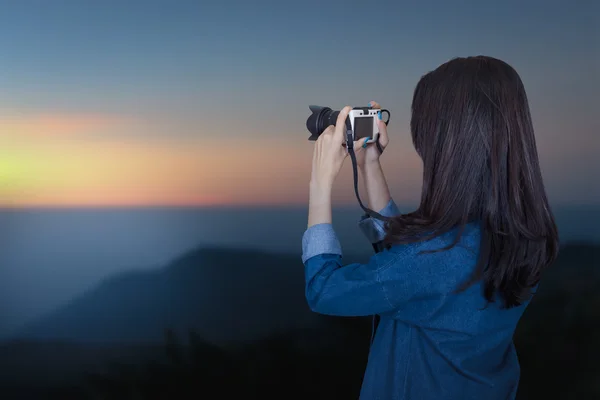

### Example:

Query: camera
xmin=304 ymin=104 xmax=393 ymax=225
xmin=306 ymin=105 xmax=389 ymax=144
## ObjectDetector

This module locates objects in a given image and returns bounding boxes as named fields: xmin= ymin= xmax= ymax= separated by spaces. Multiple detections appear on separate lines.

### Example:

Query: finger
xmin=354 ymin=137 xmax=370 ymax=149
xmin=334 ymin=105 xmax=352 ymax=144
xmin=368 ymin=100 xmax=381 ymax=109
xmin=316 ymin=125 xmax=335 ymax=143
xmin=376 ymin=114 xmax=389 ymax=145
xmin=323 ymin=124 xmax=335 ymax=137
xmin=312 ymin=135 xmax=318 ymax=164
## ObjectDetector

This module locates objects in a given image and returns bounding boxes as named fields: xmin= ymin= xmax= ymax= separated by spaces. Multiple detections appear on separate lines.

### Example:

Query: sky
xmin=0 ymin=0 xmax=598 ymax=207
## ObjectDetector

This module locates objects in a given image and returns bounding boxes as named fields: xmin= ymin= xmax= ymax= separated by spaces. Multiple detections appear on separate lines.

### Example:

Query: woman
xmin=303 ymin=56 xmax=559 ymax=400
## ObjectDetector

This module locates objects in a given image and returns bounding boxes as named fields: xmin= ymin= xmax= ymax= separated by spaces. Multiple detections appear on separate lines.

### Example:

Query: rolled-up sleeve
xmin=302 ymin=253 xmax=398 ymax=316
xmin=301 ymin=223 xmax=342 ymax=264
xmin=301 ymin=222 xmax=402 ymax=316
xmin=358 ymin=198 xmax=401 ymax=243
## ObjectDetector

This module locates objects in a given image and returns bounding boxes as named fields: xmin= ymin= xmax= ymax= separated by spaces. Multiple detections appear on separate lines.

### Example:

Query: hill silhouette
xmin=1 ymin=243 xmax=598 ymax=399
xmin=513 ymin=242 xmax=600 ymax=400
xmin=16 ymin=247 xmax=366 ymax=345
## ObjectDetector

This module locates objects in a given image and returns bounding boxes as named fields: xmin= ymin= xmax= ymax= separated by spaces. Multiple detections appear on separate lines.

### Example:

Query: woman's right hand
xmin=353 ymin=100 xmax=389 ymax=169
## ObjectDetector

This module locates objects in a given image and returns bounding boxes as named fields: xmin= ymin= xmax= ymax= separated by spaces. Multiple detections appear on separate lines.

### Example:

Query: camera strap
xmin=345 ymin=118 xmax=392 ymax=223
xmin=345 ymin=129 xmax=387 ymax=346
xmin=344 ymin=118 xmax=391 ymax=347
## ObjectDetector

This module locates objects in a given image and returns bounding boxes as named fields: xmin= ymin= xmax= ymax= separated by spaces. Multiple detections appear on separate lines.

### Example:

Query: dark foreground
xmin=0 ymin=243 xmax=598 ymax=399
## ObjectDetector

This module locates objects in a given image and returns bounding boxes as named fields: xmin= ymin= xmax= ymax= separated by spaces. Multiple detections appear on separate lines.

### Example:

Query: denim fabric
xmin=301 ymin=202 xmax=527 ymax=400
xmin=358 ymin=198 xmax=400 ymax=243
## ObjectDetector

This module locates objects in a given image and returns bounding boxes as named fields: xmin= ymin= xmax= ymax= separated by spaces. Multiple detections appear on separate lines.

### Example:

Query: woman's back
xmin=359 ymin=224 xmax=527 ymax=399
xmin=304 ymin=221 xmax=528 ymax=400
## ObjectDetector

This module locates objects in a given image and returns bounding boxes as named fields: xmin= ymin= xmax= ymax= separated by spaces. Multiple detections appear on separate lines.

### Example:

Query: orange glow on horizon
xmin=0 ymin=113 xmax=135 ymax=137
xmin=0 ymin=113 xmax=423 ymax=208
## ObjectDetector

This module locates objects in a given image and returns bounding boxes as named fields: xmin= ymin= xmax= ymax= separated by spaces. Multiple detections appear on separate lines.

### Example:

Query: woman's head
xmin=385 ymin=55 xmax=559 ymax=308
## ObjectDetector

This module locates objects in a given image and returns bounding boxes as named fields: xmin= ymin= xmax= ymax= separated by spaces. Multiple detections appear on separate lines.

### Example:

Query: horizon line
xmin=0 ymin=203 xmax=374 ymax=211
xmin=0 ymin=202 xmax=597 ymax=211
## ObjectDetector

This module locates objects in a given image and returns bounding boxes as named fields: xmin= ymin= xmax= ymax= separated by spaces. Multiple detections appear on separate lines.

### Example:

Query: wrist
xmin=309 ymin=180 xmax=332 ymax=198
xmin=308 ymin=182 xmax=333 ymax=227
xmin=309 ymin=182 xmax=332 ymax=205
xmin=359 ymin=159 xmax=382 ymax=172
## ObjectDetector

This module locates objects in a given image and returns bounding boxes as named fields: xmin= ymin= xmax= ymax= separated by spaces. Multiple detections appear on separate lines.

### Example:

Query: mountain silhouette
xmin=16 ymin=247 xmax=356 ymax=345
xmin=1 ymin=243 xmax=599 ymax=399
xmin=14 ymin=242 xmax=600 ymax=346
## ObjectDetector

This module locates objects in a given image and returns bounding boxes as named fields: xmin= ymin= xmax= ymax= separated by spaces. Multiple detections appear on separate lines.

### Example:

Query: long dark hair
xmin=384 ymin=56 xmax=559 ymax=308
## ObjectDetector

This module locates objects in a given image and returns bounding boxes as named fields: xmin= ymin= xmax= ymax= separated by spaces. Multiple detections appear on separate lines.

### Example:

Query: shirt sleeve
xmin=358 ymin=198 xmax=401 ymax=243
xmin=301 ymin=223 xmax=399 ymax=316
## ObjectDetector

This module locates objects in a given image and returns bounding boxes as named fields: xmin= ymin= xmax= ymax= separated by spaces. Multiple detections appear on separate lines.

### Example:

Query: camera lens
xmin=306 ymin=105 xmax=340 ymax=141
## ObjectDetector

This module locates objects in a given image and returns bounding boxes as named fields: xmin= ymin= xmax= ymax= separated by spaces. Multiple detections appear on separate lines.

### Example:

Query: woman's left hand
xmin=310 ymin=106 xmax=353 ymax=193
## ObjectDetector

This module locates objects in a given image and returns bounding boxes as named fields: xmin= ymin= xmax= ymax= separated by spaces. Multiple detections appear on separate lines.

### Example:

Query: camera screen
xmin=354 ymin=117 xmax=373 ymax=139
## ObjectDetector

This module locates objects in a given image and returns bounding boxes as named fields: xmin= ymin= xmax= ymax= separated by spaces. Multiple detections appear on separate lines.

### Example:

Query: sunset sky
xmin=0 ymin=0 xmax=597 ymax=207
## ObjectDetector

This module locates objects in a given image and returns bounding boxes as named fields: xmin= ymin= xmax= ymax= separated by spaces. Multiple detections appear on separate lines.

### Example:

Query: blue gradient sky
xmin=0 ymin=0 xmax=598 ymax=206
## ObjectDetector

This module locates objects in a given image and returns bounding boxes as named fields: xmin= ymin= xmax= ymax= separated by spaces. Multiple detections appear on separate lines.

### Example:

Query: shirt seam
xmin=374 ymin=253 xmax=402 ymax=309
xmin=375 ymin=268 xmax=394 ymax=309
xmin=376 ymin=251 xmax=405 ymax=274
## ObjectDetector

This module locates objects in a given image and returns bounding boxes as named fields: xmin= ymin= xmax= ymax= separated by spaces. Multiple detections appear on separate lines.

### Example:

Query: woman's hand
xmin=310 ymin=105 xmax=353 ymax=192
xmin=307 ymin=106 xmax=352 ymax=228
xmin=353 ymin=101 xmax=389 ymax=169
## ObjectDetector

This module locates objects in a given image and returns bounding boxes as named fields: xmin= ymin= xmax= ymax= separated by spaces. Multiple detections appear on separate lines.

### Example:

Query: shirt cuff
xmin=358 ymin=198 xmax=400 ymax=243
xmin=379 ymin=198 xmax=401 ymax=217
xmin=301 ymin=223 xmax=342 ymax=263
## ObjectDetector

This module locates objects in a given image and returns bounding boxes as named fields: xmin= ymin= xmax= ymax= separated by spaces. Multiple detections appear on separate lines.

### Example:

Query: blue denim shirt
xmin=302 ymin=200 xmax=529 ymax=400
